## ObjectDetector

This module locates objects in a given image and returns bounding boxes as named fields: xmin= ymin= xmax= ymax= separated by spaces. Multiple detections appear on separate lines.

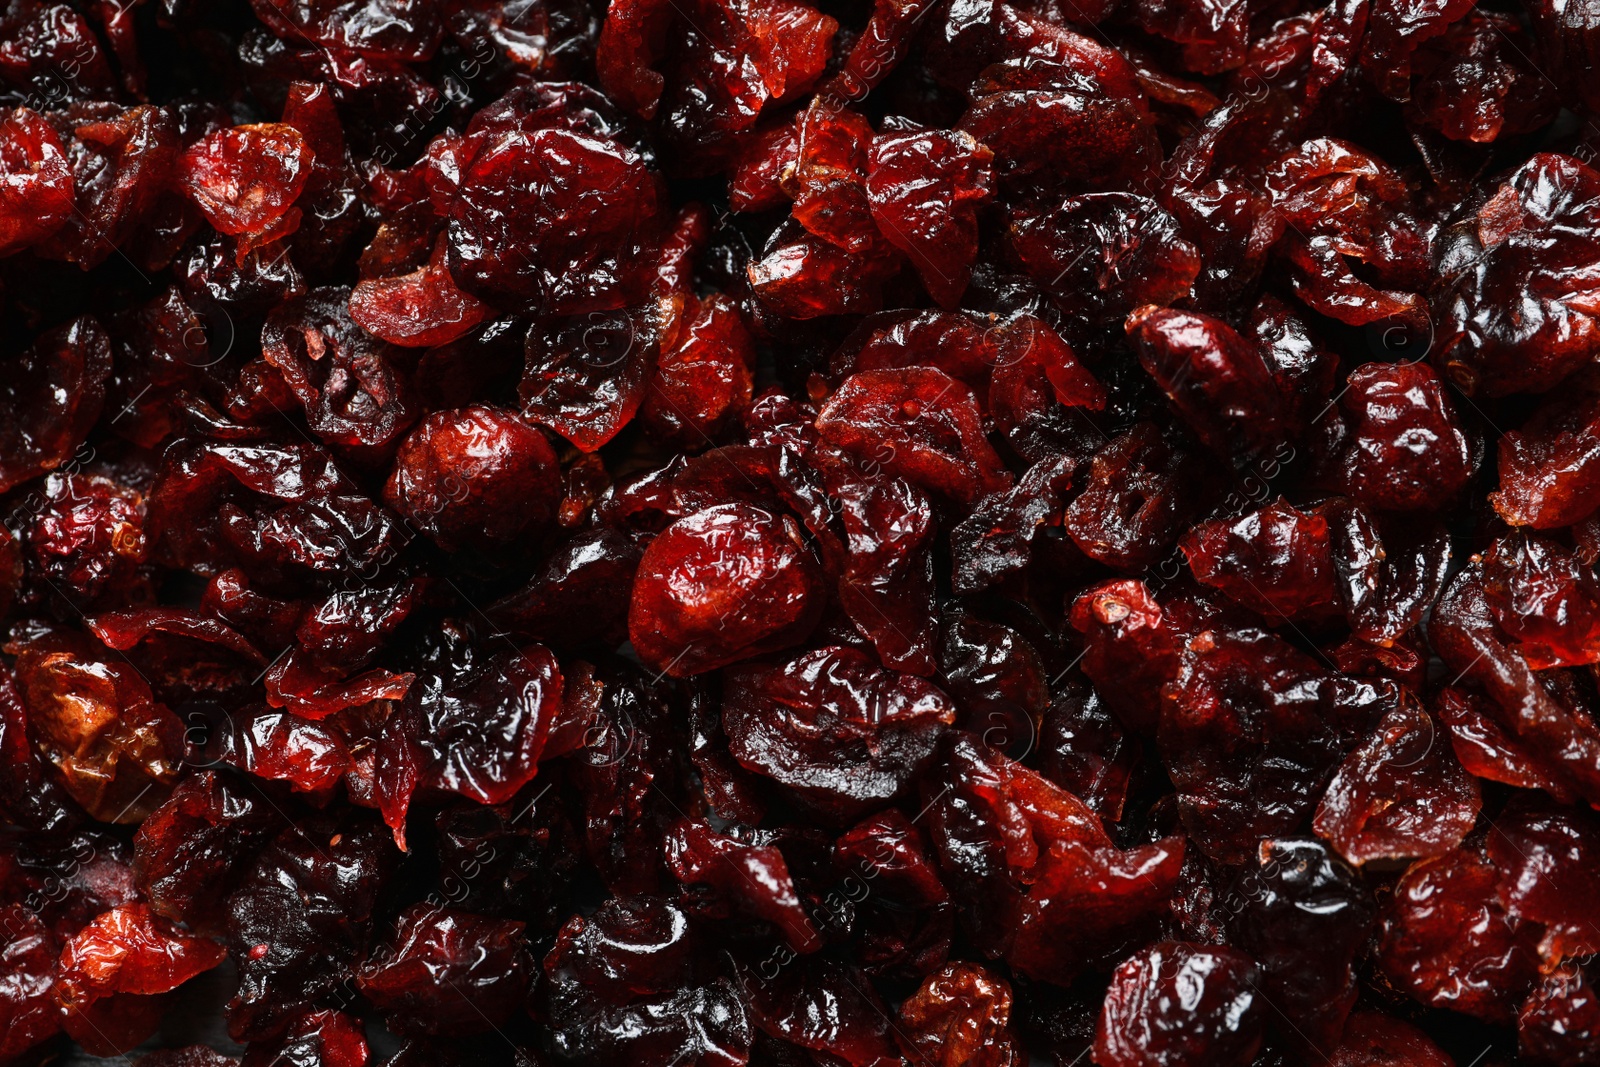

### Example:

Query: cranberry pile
xmin=2 ymin=0 xmax=1600 ymax=1064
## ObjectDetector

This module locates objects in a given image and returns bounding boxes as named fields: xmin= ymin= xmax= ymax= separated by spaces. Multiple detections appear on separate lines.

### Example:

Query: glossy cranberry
xmin=1093 ymin=942 xmax=1265 ymax=1067
xmin=628 ymin=503 xmax=824 ymax=677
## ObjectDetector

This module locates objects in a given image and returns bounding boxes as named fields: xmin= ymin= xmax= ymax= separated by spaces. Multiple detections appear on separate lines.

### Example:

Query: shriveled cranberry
xmin=0 ymin=905 xmax=60 ymax=1062
xmin=178 ymin=125 xmax=311 ymax=237
xmin=249 ymin=0 xmax=443 ymax=60
xmin=1181 ymin=498 xmax=1337 ymax=619
xmin=56 ymin=903 xmax=227 ymax=1056
xmin=723 ymin=647 xmax=955 ymax=819
xmin=864 ymin=129 xmax=993 ymax=309
xmin=1063 ymin=423 xmax=1212 ymax=572
xmin=1314 ymin=697 xmax=1480 ymax=866
xmin=544 ymin=896 xmax=750 ymax=1065
xmin=226 ymin=818 xmax=397 ymax=1040
xmin=1480 ymin=532 xmax=1600 ymax=669
xmin=1490 ymin=368 xmax=1600 ymax=529
xmin=0 ymin=316 xmax=112 ymax=494
xmin=628 ymin=502 xmax=824 ymax=677
xmin=357 ymin=904 xmax=528 ymax=1036
xmin=665 ymin=818 xmax=818 ymax=951
xmin=1333 ymin=361 xmax=1474 ymax=513
xmin=896 ymin=962 xmax=1022 ymax=1066
xmin=1225 ymin=838 xmax=1375 ymax=1052
xmin=1378 ymin=848 xmax=1540 ymax=1023
xmin=385 ymin=406 xmax=560 ymax=554
xmin=1162 ymin=629 xmax=1397 ymax=862
xmin=0 ymin=106 xmax=74 ymax=255
xmin=7 ymin=626 xmax=183 ymax=823
xmin=1094 ymin=942 xmax=1265 ymax=1067
xmin=1437 ymin=154 xmax=1600 ymax=396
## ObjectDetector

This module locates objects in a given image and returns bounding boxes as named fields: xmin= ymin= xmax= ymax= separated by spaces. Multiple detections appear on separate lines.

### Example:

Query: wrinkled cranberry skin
xmin=1161 ymin=630 xmax=1397 ymax=862
xmin=1094 ymin=942 xmax=1266 ymax=1067
xmin=357 ymin=904 xmax=528 ymax=1036
xmin=1438 ymin=154 xmax=1600 ymax=397
xmin=895 ymin=962 xmax=1022 ymax=1066
xmin=1224 ymin=839 xmax=1375 ymax=1052
xmin=1335 ymin=361 xmax=1474 ymax=512
xmin=544 ymin=896 xmax=751 ymax=1066
xmin=628 ymin=503 xmax=824 ymax=677
xmin=0 ymin=316 xmax=113 ymax=495
xmin=385 ymin=406 xmax=560 ymax=554
xmin=816 ymin=367 xmax=1012 ymax=504
xmin=723 ymin=646 xmax=956 ymax=819
xmin=0 ymin=106 xmax=74 ymax=255
xmin=1378 ymin=848 xmax=1541 ymax=1024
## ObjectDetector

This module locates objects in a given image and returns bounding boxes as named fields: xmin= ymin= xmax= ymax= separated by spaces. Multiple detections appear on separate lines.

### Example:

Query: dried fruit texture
xmin=1127 ymin=307 xmax=1289 ymax=462
xmin=1406 ymin=12 xmax=1558 ymax=143
xmin=961 ymin=59 xmax=1160 ymax=196
xmin=1070 ymin=594 xmax=1169 ymax=732
xmin=895 ymin=962 xmax=1022 ymax=1066
xmin=865 ymin=128 xmax=993 ymax=308
xmin=1161 ymin=629 xmax=1398 ymax=862
xmin=740 ymin=953 xmax=900 ymax=1066
xmin=1491 ymin=369 xmax=1600 ymax=529
xmin=521 ymin=305 xmax=658 ymax=451
xmin=0 ymin=106 xmax=74 ymax=255
xmin=9 ymin=0 xmax=1600 ymax=1058
xmin=357 ymin=904 xmax=528 ymax=1035
xmin=1063 ymin=423 xmax=1212 ymax=571
xmin=666 ymin=818 xmax=818 ymax=950
xmin=239 ymin=1009 xmax=366 ymax=1067
xmin=7 ymin=627 xmax=184 ymax=823
xmin=148 ymin=440 xmax=398 ymax=586
xmin=641 ymin=292 xmax=756 ymax=446
xmin=1378 ymin=848 xmax=1540 ymax=1023
xmin=723 ymin=646 xmax=955 ymax=818
xmin=1314 ymin=698 xmax=1481 ymax=866
xmin=1438 ymin=154 xmax=1600 ymax=397
xmin=384 ymin=405 xmax=560 ymax=553
xmin=1181 ymin=499 xmax=1337 ymax=619
xmin=376 ymin=639 xmax=562 ymax=847
xmin=629 ymin=503 xmax=824 ymax=677
xmin=133 ymin=772 xmax=277 ymax=932
xmin=39 ymin=105 xmax=180 ymax=269
xmin=1431 ymin=564 xmax=1600 ymax=806
xmin=56 ymin=903 xmax=226 ymax=1054
xmin=1480 ymin=533 xmax=1600 ymax=669
xmin=1225 ymin=839 xmax=1375 ymax=1053
xmin=349 ymin=237 xmax=490 ymax=348
xmin=1486 ymin=801 xmax=1600 ymax=966
xmin=544 ymin=897 xmax=751 ymax=1065
xmin=0 ymin=315 xmax=112 ymax=494
xmin=816 ymin=367 xmax=1011 ymax=505
xmin=226 ymin=819 xmax=397 ymax=1040
xmin=178 ymin=125 xmax=311 ymax=237
xmin=1266 ymin=139 xmax=1429 ymax=327
xmin=1520 ymin=967 xmax=1600 ymax=1066
xmin=1093 ymin=942 xmax=1265 ymax=1067
xmin=26 ymin=472 xmax=150 ymax=613
xmin=924 ymin=736 xmax=1184 ymax=978
xmin=0 ymin=904 xmax=60 ymax=1061
xmin=440 ymin=87 xmax=665 ymax=311
xmin=249 ymin=0 xmax=443 ymax=60
xmin=258 ymin=287 xmax=419 ymax=456
xmin=1328 ymin=361 xmax=1475 ymax=512
xmin=1012 ymin=194 xmax=1198 ymax=342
